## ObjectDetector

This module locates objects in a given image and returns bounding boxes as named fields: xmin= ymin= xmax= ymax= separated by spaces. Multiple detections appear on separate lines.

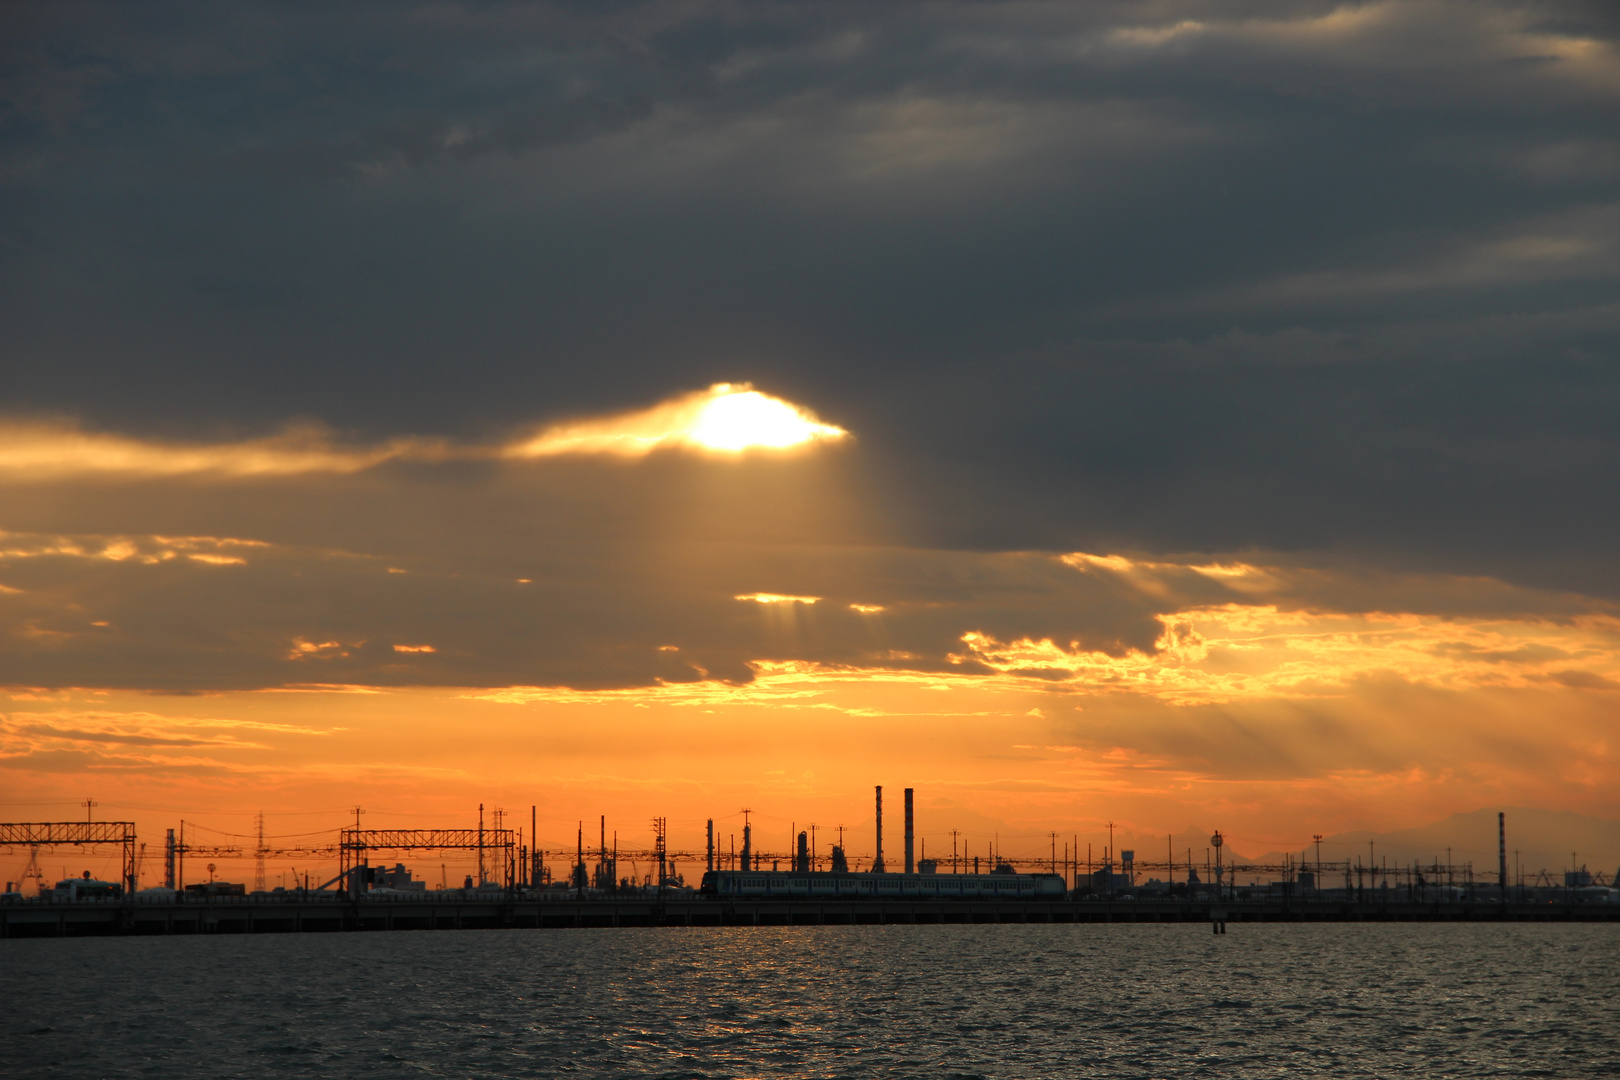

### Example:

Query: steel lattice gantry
xmin=170 ymin=840 xmax=341 ymax=890
xmin=0 ymin=821 xmax=138 ymax=895
xmin=340 ymin=828 xmax=518 ymax=888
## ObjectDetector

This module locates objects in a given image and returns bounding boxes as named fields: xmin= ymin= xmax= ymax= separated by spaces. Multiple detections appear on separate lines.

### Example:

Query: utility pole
xmin=1107 ymin=821 xmax=1115 ymax=893
xmin=350 ymin=807 xmax=364 ymax=896
xmin=83 ymin=798 xmax=96 ymax=823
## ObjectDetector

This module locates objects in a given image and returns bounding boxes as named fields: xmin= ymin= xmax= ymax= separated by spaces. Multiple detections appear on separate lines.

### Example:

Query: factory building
xmin=700 ymin=784 xmax=1066 ymax=898
xmin=40 ymin=872 xmax=123 ymax=902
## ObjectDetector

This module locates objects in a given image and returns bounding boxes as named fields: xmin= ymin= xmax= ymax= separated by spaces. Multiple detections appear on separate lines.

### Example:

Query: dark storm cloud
xmin=1 ymin=446 xmax=1612 ymax=692
xmin=0 ymin=453 xmax=1169 ymax=690
xmin=3 ymin=0 xmax=1620 ymax=597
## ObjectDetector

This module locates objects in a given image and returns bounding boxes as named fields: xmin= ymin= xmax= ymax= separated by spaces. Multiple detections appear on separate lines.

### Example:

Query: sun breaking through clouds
xmin=507 ymin=384 xmax=849 ymax=458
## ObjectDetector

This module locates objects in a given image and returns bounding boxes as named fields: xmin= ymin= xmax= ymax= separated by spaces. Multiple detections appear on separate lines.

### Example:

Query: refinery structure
xmin=2 ymin=788 xmax=1616 ymax=937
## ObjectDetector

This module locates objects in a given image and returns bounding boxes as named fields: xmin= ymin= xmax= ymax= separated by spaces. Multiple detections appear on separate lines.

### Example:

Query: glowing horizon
xmin=6 ymin=543 xmax=1619 ymax=887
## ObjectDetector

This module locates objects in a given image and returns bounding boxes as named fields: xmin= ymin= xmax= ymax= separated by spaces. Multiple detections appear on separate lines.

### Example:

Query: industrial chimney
xmin=904 ymin=788 xmax=915 ymax=875
xmin=873 ymin=786 xmax=885 ymax=873
xmin=741 ymin=823 xmax=752 ymax=872
xmin=1499 ymin=811 xmax=1507 ymax=898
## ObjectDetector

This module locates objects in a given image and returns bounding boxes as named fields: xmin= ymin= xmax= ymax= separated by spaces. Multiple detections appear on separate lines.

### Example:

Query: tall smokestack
xmin=904 ymin=788 xmax=915 ymax=875
xmin=741 ymin=823 xmax=752 ymax=871
xmin=873 ymin=786 xmax=885 ymax=873
xmin=706 ymin=819 xmax=715 ymax=872
xmin=1499 ymin=811 xmax=1508 ymax=898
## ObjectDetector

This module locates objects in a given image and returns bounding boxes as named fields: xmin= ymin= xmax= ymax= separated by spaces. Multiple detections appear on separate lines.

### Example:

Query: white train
xmin=701 ymin=870 xmax=1067 ymax=899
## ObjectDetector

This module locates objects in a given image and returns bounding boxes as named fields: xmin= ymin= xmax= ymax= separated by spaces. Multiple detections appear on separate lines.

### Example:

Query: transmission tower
xmin=253 ymin=811 xmax=267 ymax=894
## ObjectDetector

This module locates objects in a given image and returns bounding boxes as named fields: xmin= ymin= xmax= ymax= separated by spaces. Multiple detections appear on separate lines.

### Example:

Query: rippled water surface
xmin=4 ymin=923 xmax=1618 ymax=1078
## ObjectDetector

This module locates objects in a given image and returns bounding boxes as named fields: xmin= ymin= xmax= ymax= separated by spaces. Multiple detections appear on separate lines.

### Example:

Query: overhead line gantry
xmin=0 ymin=821 xmax=138 ymax=895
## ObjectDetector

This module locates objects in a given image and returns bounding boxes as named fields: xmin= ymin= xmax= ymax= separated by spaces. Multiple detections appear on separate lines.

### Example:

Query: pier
xmin=3 ymin=895 xmax=1616 ymax=938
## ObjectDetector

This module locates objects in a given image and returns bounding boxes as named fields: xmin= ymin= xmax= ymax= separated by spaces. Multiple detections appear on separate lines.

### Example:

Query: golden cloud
xmin=957 ymin=606 xmax=1620 ymax=705
xmin=504 ymin=384 xmax=847 ymax=458
xmin=0 ymin=385 xmax=848 ymax=480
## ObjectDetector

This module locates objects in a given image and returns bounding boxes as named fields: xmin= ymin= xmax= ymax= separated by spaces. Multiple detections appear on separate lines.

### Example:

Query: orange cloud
xmin=0 ymin=422 xmax=435 ymax=478
xmin=957 ymin=606 xmax=1620 ymax=704
xmin=286 ymin=638 xmax=351 ymax=660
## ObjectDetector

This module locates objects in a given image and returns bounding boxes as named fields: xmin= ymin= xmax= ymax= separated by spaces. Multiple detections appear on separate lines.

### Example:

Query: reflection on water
xmin=3 ymin=924 xmax=1617 ymax=1078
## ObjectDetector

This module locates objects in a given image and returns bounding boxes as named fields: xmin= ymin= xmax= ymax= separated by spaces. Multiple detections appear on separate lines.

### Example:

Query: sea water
xmin=3 ymin=923 xmax=1617 ymax=1077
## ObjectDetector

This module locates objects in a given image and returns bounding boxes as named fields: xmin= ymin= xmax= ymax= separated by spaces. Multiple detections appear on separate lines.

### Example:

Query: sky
xmin=3 ymin=0 xmax=1619 ymax=887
